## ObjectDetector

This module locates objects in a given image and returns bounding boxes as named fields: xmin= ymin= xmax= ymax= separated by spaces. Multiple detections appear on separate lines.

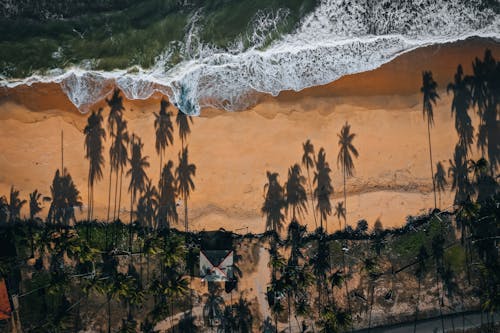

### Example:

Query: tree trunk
xmin=427 ymin=121 xmax=437 ymax=209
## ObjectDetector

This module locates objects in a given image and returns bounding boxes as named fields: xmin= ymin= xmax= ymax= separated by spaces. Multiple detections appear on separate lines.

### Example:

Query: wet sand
xmin=0 ymin=37 xmax=497 ymax=234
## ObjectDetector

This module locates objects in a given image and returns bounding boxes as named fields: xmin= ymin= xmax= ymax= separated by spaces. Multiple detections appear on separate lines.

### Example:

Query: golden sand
xmin=0 ymin=38 xmax=497 ymax=234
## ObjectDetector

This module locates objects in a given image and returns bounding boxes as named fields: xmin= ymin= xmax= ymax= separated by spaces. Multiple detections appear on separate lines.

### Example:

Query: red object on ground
xmin=0 ymin=279 xmax=11 ymax=320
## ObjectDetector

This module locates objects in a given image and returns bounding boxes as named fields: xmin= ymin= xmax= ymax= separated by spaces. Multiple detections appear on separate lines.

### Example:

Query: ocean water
xmin=1 ymin=0 xmax=499 ymax=114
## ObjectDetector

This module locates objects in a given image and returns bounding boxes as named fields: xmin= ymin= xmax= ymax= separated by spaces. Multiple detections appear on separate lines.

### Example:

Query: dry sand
xmin=0 ymin=38 xmax=498 ymax=234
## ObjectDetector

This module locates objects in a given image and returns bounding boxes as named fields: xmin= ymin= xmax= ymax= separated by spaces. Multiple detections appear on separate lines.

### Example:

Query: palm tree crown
xmin=84 ymin=108 xmax=106 ymax=220
xmin=447 ymin=65 xmax=474 ymax=153
xmin=127 ymin=135 xmax=150 ymax=223
xmin=176 ymin=111 xmax=193 ymax=147
xmin=176 ymin=146 xmax=196 ymax=232
xmin=158 ymin=160 xmax=178 ymax=230
xmin=337 ymin=122 xmax=359 ymax=178
xmin=285 ymin=164 xmax=308 ymax=220
xmin=421 ymin=71 xmax=440 ymax=127
xmin=314 ymin=148 xmax=333 ymax=230
xmin=262 ymin=171 xmax=286 ymax=233
xmin=337 ymin=122 xmax=358 ymax=229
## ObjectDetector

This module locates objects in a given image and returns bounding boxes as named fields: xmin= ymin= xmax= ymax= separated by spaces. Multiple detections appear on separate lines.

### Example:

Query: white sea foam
xmin=1 ymin=0 xmax=499 ymax=114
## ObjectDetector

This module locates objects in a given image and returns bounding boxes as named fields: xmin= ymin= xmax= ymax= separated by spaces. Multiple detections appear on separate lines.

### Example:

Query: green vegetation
xmin=0 ymin=0 xmax=319 ymax=78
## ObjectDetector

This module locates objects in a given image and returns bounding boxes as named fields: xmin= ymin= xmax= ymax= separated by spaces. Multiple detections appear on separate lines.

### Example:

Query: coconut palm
xmin=0 ymin=196 xmax=8 ymax=223
xmin=421 ymin=71 xmax=440 ymax=209
xmin=447 ymin=65 xmax=474 ymax=155
xmin=127 ymin=135 xmax=150 ymax=224
xmin=176 ymin=146 xmax=196 ymax=232
xmin=285 ymin=164 xmax=308 ymax=221
xmin=111 ymin=117 xmax=129 ymax=220
xmin=47 ymin=169 xmax=82 ymax=225
xmin=29 ymin=189 xmax=49 ymax=221
xmin=106 ymin=89 xmax=125 ymax=221
xmin=448 ymin=144 xmax=471 ymax=206
xmin=28 ymin=189 xmax=48 ymax=257
xmin=311 ymin=233 xmax=330 ymax=306
xmin=262 ymin=171 xmax=286 ymax=233
xmin=136 ymin=180 xmax=159 ymax=229
xmin=337 ymin=122 xmax=359 ymax=230
xmin=84 ymin=108 xmax=106 ymax=220
xmin=203 ymin=285 xmax=225 ymax=328
xmin=96 ymin=272 xmax=134 ymax=333
xmin=334 ymin=202 xmax=345 ymax=231
xmin=176 ymin=110 xmax=193 ymax=148
xmin=8 ymin=186 xmax=26 ymax=222
xmin=471 ymin=50 xmax=498 ymax=173
xmin=434 ymin=162 xmax=447 ymax=209
xmin=158 ymin=160 xmax=179 ymax=230
xmin=154 ymin=99 xmax=174 ymax=179
xmin=302 ymin=139 xmax=317 ymax=226
xmin=233 ymin=296 xmax=254 ymax=333
xmin=314 ymin=148 xmax=333 ymax=231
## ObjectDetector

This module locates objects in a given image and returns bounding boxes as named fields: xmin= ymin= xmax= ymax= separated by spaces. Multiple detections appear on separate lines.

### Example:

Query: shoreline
xmin=0 ymin=37 xmax=497 ymax=233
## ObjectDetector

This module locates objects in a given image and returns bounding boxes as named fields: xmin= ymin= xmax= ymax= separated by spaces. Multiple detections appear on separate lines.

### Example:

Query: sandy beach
xmin=0 ymin=38 xmax=497 ymax=234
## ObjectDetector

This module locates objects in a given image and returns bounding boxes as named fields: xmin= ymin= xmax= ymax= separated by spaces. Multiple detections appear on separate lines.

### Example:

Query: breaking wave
xmin=1 ymin=0 xmax=499 ymax=114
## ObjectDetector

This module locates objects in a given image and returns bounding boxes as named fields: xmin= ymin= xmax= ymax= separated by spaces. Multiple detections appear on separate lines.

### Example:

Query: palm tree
xmin=96 ymin=272 xmax=134 ymax=333
xmin=285 ymin=164 xmax=308 ymax=221
xmin=127 ymin=135 xmax=150 ymax=224
xmin=314 ymin=148 xmax=333 ymax=231
xmin=29 ymin=189 xmax=48 ymax=220
xmin=176 ymin=147 xmax=196 ymax=232
xmin=8 ymin=186 xmax=26 ymax=222
xmin=203 ymin=285 xmax=225 ymax=328
xmin=302 ymin=139 xmax=317 ymax=226
xmin=434 ymin=162 xmax=447 ymax=209
xmin=334 ymin=202 xmax=345 ymax=231
xmin=176 ymin=110 xmax=193 ymax=148
xmin=363 ymin=257 xmax=381 ymax=330
xmin=447 ymin=65 xmax=474 ymax=155
xmin=0 ymin=196 xmax=8 ymax=223
xmin=106 ymin=89 xmax=125 ymax=221
xmin=28 ymin=189 xmax=48 ymax=257
xmin=262 ymin=171 xmax=286 ymax=233
xmin=154 ymin=99 xmax=174 ymax=180
xmin=111 ymin=117 xmax=129 ymax=220
xmin=233 ymin=296 xmax=253 ymax=333
xmin=47 ymin=169 xmax=82 ymax=225
xmin=421 ymin=71 xmax=440 ymax=209
xmin=158 ymin=160 xmax=178 ymax=230
xmin=470 ymin=50 xmax=498 ymax=173
xmin=337 ymin=122 xmax=359 ymax=230
xmin=311 ymin=232 xmax=330 ymax=306
xmin=136 ymin=180 xmax=159 ymax=229
xmin=448 ymin=144 xmax=471 ymax=206
xmin=84 ymin=108 xmax=106 ymax=220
